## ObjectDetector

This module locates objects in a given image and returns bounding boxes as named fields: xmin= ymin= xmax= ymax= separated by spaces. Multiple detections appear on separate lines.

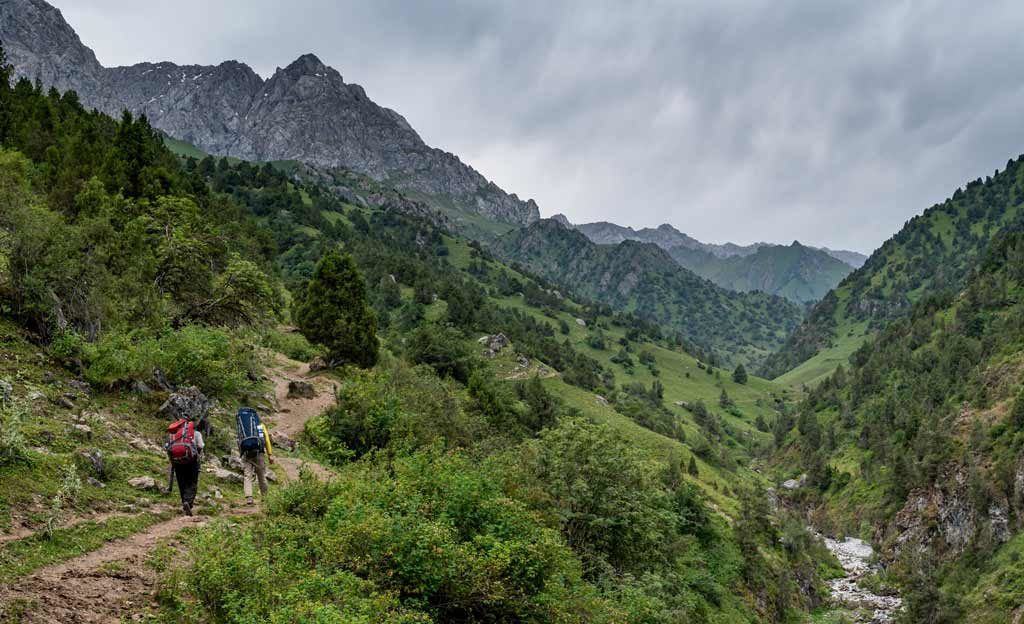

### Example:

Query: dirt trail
xmin=0 ymin=508 xmax=249 ymax=623
xmin=264 ymin=354 xmax=337 ymax=482
xmin=0 ymin=355 xmax=336 ymax=622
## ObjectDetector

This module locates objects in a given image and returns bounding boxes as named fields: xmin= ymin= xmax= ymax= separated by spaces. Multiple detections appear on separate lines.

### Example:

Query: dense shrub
xmin=161 ymin=452 xmax=614 ymax=623
xmin=78 ymin=325 xmax=258 ymax=396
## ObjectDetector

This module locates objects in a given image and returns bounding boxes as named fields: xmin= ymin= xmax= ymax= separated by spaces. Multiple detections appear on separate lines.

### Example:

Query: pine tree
xmin=687 ymin=455 xmax=699 ymax=476
xmin=296 ymin=250 xmax=379 ymax=368
xmin=1012 ymin=386 xmax=1024 ymax=430
xmin=732 ymin=363 xmax=748 ymax=384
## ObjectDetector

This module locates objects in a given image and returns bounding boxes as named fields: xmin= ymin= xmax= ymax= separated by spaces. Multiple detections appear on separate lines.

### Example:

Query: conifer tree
xmin=732 ymin=363 xmax=748 ymax=384
xmin=296 ymin=250 xmax=379 ymax=368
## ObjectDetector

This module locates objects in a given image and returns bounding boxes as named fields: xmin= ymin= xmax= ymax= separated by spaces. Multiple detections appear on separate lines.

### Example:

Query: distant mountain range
xmin=495 ymin=219 xmax=803 ymax=365
xmin=760 ymin=156 xmax=1024 ymax=382
xmin=0 ymin=0 xmax=540 ymax=230
xmin=557 ymin=216 xmax=866 ymax=303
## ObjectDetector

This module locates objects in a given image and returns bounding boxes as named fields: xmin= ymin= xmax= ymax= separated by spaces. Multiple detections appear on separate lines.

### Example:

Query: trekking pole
xmin=167 ymin=464 xmax=175 ymax=495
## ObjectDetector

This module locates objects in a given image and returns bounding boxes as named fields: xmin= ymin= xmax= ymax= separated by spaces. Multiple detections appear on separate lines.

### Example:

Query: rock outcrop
xmin=0 ymin=0 xmax=541 ymax=228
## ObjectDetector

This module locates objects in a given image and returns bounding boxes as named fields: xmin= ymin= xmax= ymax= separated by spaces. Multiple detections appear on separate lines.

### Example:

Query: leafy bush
xmin=0 ymin=401 xmax=32 ymax=467
xmin=307 ymin=362 xmax=482 ymax=462
xmin=81 ymin=325 xmax=258 ymax=397
xmin=162 ymin=449 xmax=613 ymax=623
xmin=260 ymin=327 xmax=323 ymax=362
xmin=405 ymin=323 xmax=475 ymax=383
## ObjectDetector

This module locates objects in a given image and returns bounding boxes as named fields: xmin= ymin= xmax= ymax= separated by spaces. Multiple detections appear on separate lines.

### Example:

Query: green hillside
xmin=762 ymin=157 xmax=1024 ymax=382
xmin=0 ymin=63 xmax=834 ymax=623
xmin=494 ymin=220 xmax=804 ymax=367
xmin=772 ymin=224 xmax=1024 ymax=622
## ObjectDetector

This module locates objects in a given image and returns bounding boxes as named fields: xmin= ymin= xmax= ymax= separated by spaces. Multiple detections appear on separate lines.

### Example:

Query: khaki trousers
xmin=242 ymin=452 xmax=268 ymax=498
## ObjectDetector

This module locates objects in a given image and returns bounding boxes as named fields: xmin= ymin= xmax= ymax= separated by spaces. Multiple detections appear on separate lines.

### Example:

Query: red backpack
xmin=166 ymin=419 xmax=198 ymax=465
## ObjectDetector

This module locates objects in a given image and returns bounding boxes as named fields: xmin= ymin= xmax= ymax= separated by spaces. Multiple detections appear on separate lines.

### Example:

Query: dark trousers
xmin=174 ymin=460 xmax=200 ymax=508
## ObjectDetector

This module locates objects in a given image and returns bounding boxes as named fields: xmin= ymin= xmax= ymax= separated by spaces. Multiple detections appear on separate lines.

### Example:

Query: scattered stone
xmin=41 ymin=371 xmax=55 ymax=384
xmin=221 ymin=455 xmax=245 ymax=472
xmin=86 ymin=476 xmax=106 ymax=488
xmin=28 ymin=390 xmax=45 ymax=402
xmin=132 ymin=380 xmax=152 ymax=394
xmin=478 ymin=333 xmax=511 ymax=352
xmin=68 ymin=379 xmax=91 ymax=394
xmin=158 ymin=386 xmax=211 ymax=422
xmin=308 ymin=356 xmax=329 ymax=372
xmin=271 ymin=430 xmax=297 ymax=452
xmin=213 ymin=488 xmax=224 ymax=499
xmin=152 ymin=368 xmax=174 ymax=392
xmin=287 ymin=380 xmax=316 ymax=399
xmin=0 ymin=379 xmax=11 ymax=403
xmin=781 ymin=474 xmax=807 ymax=490
xmin=516 ymin=355 xmax=530 ymax=368
xmin=78 ymin=449 xmax=105 ymax=478
xmin=58 ymin=396 xmax=76 ymax=410
xmin=595 ymin=395 xmax=609 ymax=406
xmin=128 ymin=476 xmax=157 ymax=490
xmin=207 ymin=466 xmax=243 ymax=483
xmin=575 ymin=318 xmax=587 ymax=327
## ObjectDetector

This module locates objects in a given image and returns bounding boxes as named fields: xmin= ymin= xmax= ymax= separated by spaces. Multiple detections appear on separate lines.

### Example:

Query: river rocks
xmin=287 ymin=380 xmax=316 ymax=399
xmin=822 ymin=535 xmax=902 ymax=622
xmin=128 ymin=476 xmax=157 ymax=490
xmin=158 ymin=386 xmax=211 ymax=422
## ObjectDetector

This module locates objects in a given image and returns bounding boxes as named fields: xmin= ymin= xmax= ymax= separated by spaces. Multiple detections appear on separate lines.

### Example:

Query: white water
xmin=821 ymin=536 xmax=902 ymax=623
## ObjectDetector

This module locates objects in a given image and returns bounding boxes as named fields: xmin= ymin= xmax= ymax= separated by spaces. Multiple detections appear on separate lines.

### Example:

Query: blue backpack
xmin=236 ymin=407 xmax=264 ymax=455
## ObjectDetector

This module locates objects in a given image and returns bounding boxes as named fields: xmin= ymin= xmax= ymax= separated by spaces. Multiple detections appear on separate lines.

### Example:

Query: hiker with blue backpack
xmin=165 ymin=416 xmax=205 ymax=516
xmin=236 ymin=407 xmax=274 ymax=505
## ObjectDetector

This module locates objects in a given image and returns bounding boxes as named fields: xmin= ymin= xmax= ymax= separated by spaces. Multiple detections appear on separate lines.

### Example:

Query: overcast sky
xmin=51 ymin=0 xmax=1024 ymax=253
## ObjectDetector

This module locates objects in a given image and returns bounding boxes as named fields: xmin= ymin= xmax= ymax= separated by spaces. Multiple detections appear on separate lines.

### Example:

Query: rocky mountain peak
xmin=549 ymin=213 xmax=572 ymax=227
xmin=1 ymin=0 xmax=541 ymax=229
xmin=284 ymin=52 xmax=329 ymax=75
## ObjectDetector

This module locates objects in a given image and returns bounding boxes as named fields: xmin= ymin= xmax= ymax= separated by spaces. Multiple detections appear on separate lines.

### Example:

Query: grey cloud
xmin=51 ymin=0 xmax=1024 ymax=253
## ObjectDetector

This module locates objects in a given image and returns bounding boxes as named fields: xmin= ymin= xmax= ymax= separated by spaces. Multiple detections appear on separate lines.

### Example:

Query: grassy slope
xmin=444 ymin=234 xmax=781 ymax=513
xmin=0 ymin=317 xmax=258 ymax=582
xmin=766 ymin=157 xmax=1024 ymax=386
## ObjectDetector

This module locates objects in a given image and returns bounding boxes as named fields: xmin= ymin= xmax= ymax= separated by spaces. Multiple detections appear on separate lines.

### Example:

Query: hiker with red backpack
xmin=236 ymin=407 xmax=273 ymax=505
xmin=165 ymin=416 xmax=204 ymax=516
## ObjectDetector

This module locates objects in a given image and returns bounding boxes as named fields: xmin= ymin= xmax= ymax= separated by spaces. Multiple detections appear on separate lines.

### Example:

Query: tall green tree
xmin=732 ymin=363 xmax=748 ymax=384
xmin=296 ymin=250 xmax=378 ymax=368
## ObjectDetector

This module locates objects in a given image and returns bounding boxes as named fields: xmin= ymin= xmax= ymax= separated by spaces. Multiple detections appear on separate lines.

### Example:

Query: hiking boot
xmin=246 ymin=496 xmax=255 ymax=506
xmin=182 ymin=503 xmax=192 ymax=517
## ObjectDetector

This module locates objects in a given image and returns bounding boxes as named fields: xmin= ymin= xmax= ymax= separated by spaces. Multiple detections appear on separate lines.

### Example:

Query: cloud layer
xmin=54 ymin=0 xmax=1024 ymax=252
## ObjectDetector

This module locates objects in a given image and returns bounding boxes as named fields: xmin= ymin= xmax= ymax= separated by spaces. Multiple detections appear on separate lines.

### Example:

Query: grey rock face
xmin=0 ymin=0 xmax=540 ymax=227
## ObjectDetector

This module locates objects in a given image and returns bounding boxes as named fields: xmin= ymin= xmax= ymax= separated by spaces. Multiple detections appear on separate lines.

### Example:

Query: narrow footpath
xmin=0 ymin=354 xmax=338 ymax=623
